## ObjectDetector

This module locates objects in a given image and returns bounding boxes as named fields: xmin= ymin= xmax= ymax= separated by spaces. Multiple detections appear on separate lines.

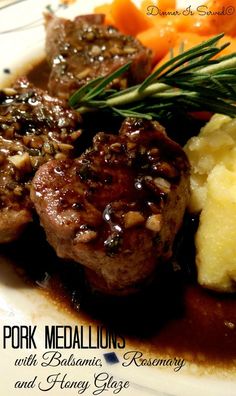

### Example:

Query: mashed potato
xmin=184 ymin=114 xmax=236 ymax=292
xmin=185 ymin=114 xmax=236 ymax=213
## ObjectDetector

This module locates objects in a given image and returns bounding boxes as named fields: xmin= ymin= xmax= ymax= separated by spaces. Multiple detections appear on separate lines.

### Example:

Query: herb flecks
xmin=69 ymin=34 xmax=236 ymax=119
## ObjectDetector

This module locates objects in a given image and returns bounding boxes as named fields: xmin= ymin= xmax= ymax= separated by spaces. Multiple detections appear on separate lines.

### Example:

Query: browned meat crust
xmin=31 ymin=118 xmax=190 ymax=295
xmin=45 ymin=13 xmax=153 ymax=100
xmin=0 ymin=78 xmax=81 ymax=243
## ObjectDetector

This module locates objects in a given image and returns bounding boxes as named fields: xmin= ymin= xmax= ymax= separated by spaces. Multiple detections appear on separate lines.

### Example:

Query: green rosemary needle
xmin=69 ymin=33 xmax=236 ymax=120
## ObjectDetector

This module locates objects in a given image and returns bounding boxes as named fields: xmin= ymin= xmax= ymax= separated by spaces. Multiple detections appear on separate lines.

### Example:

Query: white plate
xmin=0 ymin=1 xmax=236 ymax=395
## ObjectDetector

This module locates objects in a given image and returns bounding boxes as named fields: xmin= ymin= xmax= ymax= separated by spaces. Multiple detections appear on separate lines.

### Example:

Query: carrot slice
xmin=110 ymin=0 xmax=154 ymax=35
xmin=153 ymin=32 xmax=211 ymax=70
xmin=193 ymin=0 xmax=236 ymax=37
xmin=172 ymin=14 xmax=200 ymax=33
xmin=157 ymin=0 xmax=176 ymax=11
xmin=141 ymin=0 xmax=156 ymax=13
xmin=154 ymin=32 xmax=236 ymax=72
xmin=137 ymin=23 xmax=177 ymax=64
xmin=189 ymin=111 xmax=213 ymax=121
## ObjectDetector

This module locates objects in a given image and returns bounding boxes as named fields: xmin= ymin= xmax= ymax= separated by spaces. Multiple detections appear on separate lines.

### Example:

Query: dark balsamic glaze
xmin=2 ymin=214 xmax=236 ymax=367
xmin=6 ymin=59 xmax=233 ymax=368
xmin=27 ymin=60 xmax=51 ymax=91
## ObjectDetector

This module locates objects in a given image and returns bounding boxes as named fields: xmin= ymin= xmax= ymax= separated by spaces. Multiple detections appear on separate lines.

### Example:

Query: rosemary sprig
xmin=69 ymin=34 xmax=236 ymax=120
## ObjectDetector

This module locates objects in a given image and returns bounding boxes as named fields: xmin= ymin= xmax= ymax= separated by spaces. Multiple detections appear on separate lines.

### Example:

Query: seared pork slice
xmin=45 ymin=14 xmax=152 ymax=100
xmin=0 ymin=78 xmax=81 ymax=243
xmin=31 ymin=118 xmax=190 ymax=295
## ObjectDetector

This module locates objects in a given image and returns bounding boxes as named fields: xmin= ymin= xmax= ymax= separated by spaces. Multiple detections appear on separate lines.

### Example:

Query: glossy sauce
xmin=27 ymin=60 xmax=50 ymax=90
xmin=21 ymin=60 xmax=236 ymax=368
